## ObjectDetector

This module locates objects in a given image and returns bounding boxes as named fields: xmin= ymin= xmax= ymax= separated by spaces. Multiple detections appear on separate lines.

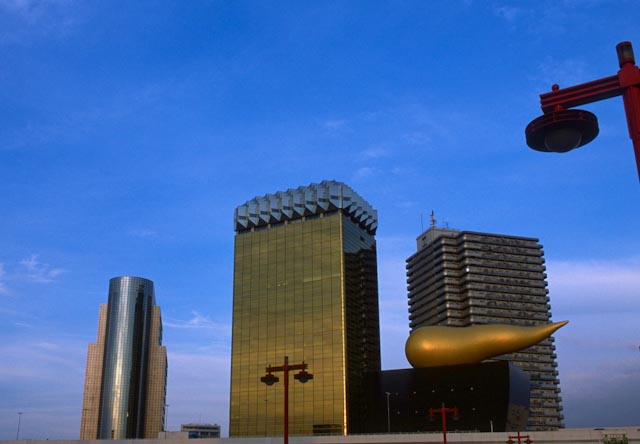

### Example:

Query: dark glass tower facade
xmin=406 ymin=227 xmax=563 ymax=430
xmin=229 ymin=180 xmax=380 ymax=436
xmin=80 ymin=276 xmax=167 ymax=439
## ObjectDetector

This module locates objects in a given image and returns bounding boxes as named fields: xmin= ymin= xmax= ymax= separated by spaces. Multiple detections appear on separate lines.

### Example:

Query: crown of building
xmin=234 ymin=180 xmax=377 ymax=234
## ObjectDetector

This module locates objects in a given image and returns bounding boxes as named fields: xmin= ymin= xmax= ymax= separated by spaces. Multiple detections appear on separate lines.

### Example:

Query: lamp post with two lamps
xmin=428 ymin=402 xmax=459 ymax=444
xmin=261 ymin=356 xmax=313 ymax=444
xmin=525 ymin=41 xmax=640 ymax=182
xmin=507 ymin=431 xmax=533 ymax=444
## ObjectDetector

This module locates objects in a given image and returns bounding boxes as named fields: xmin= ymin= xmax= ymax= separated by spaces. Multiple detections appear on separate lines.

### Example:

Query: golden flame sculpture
xmin=405 ymin=321 xmax=568 ymax=368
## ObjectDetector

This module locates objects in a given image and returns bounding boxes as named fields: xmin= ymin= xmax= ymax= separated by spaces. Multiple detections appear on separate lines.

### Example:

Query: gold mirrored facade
xmin=230 ymin=181 xmax=380 ymax=437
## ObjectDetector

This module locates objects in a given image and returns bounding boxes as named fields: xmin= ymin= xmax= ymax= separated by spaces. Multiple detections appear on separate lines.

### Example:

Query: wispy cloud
xmin=493 ymin=4 xmax=523 ymax=22
xmin=376 ymin=235 xmax=415 ymax=369
xmin=321 ymin=118 xmax=349 ymax=132
xmin=0 ymin=0 xmax=82 ymax=43
xmin=530 ymin=57 xmax=592 ymax=92
xmin=548 ymin=257 xmax=640 ymax=314
xmin=0 ymin=263 xmax=7 ymax=295
xmin=402 ymin=131 xmax=431 ymax=146
xmin=13 ymin=321 xmax=33 ymax=328
xmin=165 ymin=311 xmax=230 ymax=334
xmin=128 ymin=229 xmax=160 ymax=239
xmin=547 ymin=256 xmax=640 ymax=426
xmin=36 ymin=342 xmax=61 ymax=351
xmin=18 ymin=255 xmax=65 ymax=283
xmin=0 ymin=256 xmax=65 ymax=294
xmin=0 ymin=336 xmax=86 ymax=440
xmin=352 ymin=166 xmax=377 ymax=181
xmin=165 ymin=351 xmax=230 ymax=431
xmin=361 ymin=146 xmax=389 ymax=159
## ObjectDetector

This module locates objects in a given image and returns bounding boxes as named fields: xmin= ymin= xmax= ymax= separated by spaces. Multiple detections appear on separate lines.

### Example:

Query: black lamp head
xmin=294 ymin=369 xmax=314 ymax=383
xmin=526 ymin=109 xmax=599 ymax=153
xmin=261 ymin=373 xmax=279 ymax=386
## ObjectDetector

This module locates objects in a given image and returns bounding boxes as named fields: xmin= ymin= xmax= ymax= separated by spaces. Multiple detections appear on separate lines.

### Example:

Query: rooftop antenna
xmin=420 ymin=213 xmax=424 ymax=232
xmin=430 ymin=210 xmax=437 ymax=228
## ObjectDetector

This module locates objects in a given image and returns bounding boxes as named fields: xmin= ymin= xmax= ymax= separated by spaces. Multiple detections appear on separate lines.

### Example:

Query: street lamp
xmin=261 ymin=356 xmax=313 ymax=444
xmin=164 ymin=404 xmax=169 ymax=439
xmin=16 ymin=412 xmax=23 ymax=440
xmin=428 ymin=402 xmax=459 ymax=444
xmin=385 ymin=392 xmax=391 ymax=433
xmin=525 ymin=41 xmax=640 ymax=181
xmin=507 ymin=431 xmax=533 ymax=444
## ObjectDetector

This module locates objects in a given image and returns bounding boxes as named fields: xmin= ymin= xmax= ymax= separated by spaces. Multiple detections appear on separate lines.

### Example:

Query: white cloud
xmin=547 ymin=257 xmax=640 ymax=314
xmin=322 ymin=118 xmax=348 ymax=132
xmin=0 ymin=336 xmax=85 ymax=440
xmin=352 ymin=166 xmax=377 ymax=181
xmin=493 ymin=4 xmax=522 ymax=22
xmin=0 ymin=256 xmax=65 ymax=293
xmin=17 ymin=255 xmax=65 ymax=283
xmin=0 ymin=0 xmax=80 ymax=35
xmin=546 ymin=257 xmax=640 ymax=427
xmin=0 ymin=263 xmax=7 ymax=295
xmin=530 ymin=57 xmax=593 ymax=92
xmin=165 ymin=311 xmax=230 ymax=335
xmin=128 ymin=229 xmax=160 ymax=238
xmin=559 ymin=347 xmax=640 ymax=427
xmin=403 ymin=131 xmax=431 ymax=146
xmin=13 ymin=321 xmax=33 ymax=328
xmin=361 ymin=146 xmax=389 ymax=159
xmin=165 ymin=351 xmax=230 ymax=433
xmin=376 ymin=235 xmax=415 ymax=370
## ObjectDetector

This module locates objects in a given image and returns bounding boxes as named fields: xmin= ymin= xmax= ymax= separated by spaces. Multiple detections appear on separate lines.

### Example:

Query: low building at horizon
xmin=80 ymin=276 xmax=168 ymax=440
xmin=181 ymin=423 xmax=221 ymax=439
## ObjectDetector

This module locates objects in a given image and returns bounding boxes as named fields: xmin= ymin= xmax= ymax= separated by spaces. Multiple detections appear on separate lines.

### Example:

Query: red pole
xmin=283 ymin=356 xmax=289 ymax=444
xmin=507 ymin=431 xmax=532 ymax=444
xmin=617 ymin=42 xmax=640 ymax=180
xmin=620 ymin=76 xmax=640 ymax=179
xmin=262 ymin=357 xmax=311 ymax=443
xmin=531 ymin=42 xmax=640 ymax=182
xmin=440 ymin=402 xmax=448 ymax=444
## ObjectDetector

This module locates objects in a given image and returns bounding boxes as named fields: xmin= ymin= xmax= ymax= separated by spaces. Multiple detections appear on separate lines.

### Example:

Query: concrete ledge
xmin=2 ymin=427 xmax=639 ymax=444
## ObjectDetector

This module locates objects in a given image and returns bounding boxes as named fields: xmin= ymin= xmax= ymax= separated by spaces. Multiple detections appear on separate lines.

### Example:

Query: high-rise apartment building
xmin=229 ymin=180 xmax=380 ymax=437
xmin=80 ymin=276 xmax=167 ymax=440
xmin=406 ymin=227 xmax=563 ymax=430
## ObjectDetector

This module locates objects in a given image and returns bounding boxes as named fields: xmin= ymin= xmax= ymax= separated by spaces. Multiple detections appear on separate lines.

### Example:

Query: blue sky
xmin=1 ymin=0 xmax=639 ymax=439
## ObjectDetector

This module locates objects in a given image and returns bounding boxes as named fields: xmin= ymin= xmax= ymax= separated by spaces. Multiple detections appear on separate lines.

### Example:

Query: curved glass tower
xmin=80 ymin=276 xmax=167 ymax=440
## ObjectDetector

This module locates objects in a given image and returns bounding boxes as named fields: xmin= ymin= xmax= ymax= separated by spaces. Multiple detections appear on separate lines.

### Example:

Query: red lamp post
xmin=526 ymin=41 xmax=640 ymax=182
xmin=507 ymin=431 xmax=533 ymax=444
xmin=428 ymin=402 xmax=459 ymax=444
xmin=261 ymin=356 xmax=313 ymax=444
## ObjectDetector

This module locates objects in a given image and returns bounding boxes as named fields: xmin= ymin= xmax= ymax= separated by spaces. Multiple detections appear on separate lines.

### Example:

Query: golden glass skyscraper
xmin=229 ymin=180 xmax=380 ymax=437
xmin=80 ymin=276 xmax=167 ymax=440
